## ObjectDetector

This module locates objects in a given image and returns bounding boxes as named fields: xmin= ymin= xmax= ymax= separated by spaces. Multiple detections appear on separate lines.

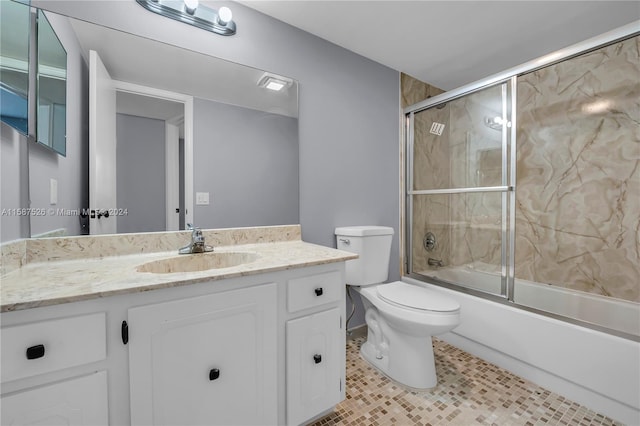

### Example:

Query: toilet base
xmin=360 ymin=326 xmax=438 ymax=390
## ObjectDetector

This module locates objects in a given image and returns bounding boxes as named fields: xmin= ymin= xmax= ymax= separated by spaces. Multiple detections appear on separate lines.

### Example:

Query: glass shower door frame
xmin=405 ymin=78 xmax=513 ymax=299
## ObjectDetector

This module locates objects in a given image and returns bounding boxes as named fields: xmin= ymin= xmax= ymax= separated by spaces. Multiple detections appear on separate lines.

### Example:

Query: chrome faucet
xmin=179 ymin=224 xmax=214 ymax=254
xmin=428 ymin=257 xmax=444 ymax=267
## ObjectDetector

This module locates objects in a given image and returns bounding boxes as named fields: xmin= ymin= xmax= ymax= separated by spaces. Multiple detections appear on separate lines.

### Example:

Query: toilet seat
xmin=377 ymin=281 xmax=460 ymax=312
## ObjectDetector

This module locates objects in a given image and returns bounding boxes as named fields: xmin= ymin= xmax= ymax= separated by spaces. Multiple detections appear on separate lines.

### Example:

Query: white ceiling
xmin=237 ymin=1 xmax=640 ymax=90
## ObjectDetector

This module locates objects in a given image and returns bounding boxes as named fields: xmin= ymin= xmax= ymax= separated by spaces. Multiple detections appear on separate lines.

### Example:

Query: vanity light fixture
xmin=136 ymin=0 xmax=236 ymax=36
xmin=257 ymin=72 xmax=293 ymax=92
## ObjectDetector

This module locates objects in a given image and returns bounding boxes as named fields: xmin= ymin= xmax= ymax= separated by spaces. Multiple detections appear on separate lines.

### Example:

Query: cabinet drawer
xmin=287 ymin=271 xmax=341 ymax=313
xmin=1 ymin=371 xmax=109 ymax=426
xmin=1 ymin=313 xmax=106 ymax=383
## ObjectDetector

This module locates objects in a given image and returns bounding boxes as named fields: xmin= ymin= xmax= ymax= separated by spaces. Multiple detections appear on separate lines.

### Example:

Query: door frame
xmin=113 ymin=80 xmax=194 ymax=229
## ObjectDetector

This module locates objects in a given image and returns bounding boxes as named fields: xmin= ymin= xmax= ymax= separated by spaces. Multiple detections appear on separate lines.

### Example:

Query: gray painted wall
xmin=193 ymin=98 xmax=299 ymax=228
xmin=26 ymin=1 xmax=401 ymax=331
xmin=116 ymin=113 xmax=166 ymax=234
xmin=0 ymin=123 xmax=28 ymax=242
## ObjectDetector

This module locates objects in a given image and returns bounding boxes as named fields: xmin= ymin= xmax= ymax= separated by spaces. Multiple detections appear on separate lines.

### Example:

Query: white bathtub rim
xmin=415 ymin=266 xmax=640 ymax=338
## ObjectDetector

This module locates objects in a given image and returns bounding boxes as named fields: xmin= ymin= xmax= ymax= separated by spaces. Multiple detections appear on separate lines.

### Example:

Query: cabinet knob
xmin=313 ymin=354 xmax=322 ymax=364
xmin=26 ymin=344 xmax=45 ymax=360
xmin=314 ymin=287 xmax=323 ymax=296
xmin=209 ymin=368 xmax=220 ymax=381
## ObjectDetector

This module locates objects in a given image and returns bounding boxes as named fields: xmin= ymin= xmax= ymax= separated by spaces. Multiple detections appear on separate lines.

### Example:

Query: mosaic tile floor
xmin=310 ymin=332 xmax=622 ymax=426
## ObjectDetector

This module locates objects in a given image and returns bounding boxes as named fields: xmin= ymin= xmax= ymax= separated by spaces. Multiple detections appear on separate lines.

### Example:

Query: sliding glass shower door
xmin=407 ymin=81 xmax=514 ymax=297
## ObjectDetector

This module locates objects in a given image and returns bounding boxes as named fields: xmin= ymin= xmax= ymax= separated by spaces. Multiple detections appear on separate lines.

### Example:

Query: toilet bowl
xmin=335 ymin=226 xmax=460 ymax=390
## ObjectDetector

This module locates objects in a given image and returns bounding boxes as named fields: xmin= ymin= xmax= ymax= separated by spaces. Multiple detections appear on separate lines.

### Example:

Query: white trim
xmin=0 ymin=56 xmax=28 ymax=73
xmin=183 ymin=97 xmax=194 ymax=228
xmin=165 ymin=122 xmax=179 ymax=231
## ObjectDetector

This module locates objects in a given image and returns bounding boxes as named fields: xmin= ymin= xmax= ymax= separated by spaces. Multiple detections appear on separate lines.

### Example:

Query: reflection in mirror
xmin=0 ymin=0 xmax=30 ymax=134
xmin=22 ymin=9 xmax=298 ymax=239
xmin=37 ymin=9 xmax=67 ymax=155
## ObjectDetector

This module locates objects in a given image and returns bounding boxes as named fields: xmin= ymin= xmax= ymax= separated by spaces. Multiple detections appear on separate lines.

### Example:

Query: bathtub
xmin=403 ymin=273 xmax=640 ymax=425
xmin=418 ymin=264 xmax=640 ymax=337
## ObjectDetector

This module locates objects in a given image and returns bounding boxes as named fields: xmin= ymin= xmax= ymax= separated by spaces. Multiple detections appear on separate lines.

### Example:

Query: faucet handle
xmin=186 ymin=223 xmax=194 ymax=230
xmin=192 ymin=228 xmax=205 ymax=244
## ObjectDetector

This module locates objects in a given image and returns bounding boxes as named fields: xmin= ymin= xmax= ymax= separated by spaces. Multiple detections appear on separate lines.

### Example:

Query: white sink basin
xmin=137 ymin=252 xmax=258 ymax=274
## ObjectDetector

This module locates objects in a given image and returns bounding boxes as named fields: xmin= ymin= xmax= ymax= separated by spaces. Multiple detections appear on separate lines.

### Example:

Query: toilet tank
xmin=335 ymin=226 xmax=394 ymax=286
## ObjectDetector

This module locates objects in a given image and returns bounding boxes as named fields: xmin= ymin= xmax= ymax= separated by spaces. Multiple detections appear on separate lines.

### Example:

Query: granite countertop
xmin=0 ymin=225 xmax=357 ymax=312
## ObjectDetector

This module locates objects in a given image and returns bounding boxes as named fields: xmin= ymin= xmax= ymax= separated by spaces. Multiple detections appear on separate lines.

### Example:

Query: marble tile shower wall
xmin=411 ymin=107 xmax=452 ymax=271
xmin=448 ymin=87 xmax=503 ymax=270
xmin=515 ymin=35 xmax=640 ymax=302
xmin=411 ymin=83 xmax=504 ymax=274
xmin=401 ymin=73 xmax=449 ymax=273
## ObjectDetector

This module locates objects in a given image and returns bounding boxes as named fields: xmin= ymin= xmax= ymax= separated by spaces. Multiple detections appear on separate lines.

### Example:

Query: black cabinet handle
xmin=121 ymin=321 xmax=129 ymax=345
xmin=313 ymin=354 xmax=322 ymax=364
xmin=314 ymin=287 xmax=323 ymax=296
xmin=209 ymin=368 xmax=220 ymax=381
xmin=26 ymin=344 xmax=45 ymax=360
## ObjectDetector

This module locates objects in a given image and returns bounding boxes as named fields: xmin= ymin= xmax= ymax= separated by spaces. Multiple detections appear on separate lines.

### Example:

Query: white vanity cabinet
xmin=1 ymin=262 xmax=347 ymax=426
xmin=128 ymin=283 xmax=278 ymax=426
xmin=285 ymin=271 xmax=346 ymax=425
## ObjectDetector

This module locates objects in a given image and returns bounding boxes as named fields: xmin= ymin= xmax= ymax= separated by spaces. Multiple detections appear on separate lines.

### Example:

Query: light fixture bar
xmin=136 ymin=0 xmax=236 ymax=36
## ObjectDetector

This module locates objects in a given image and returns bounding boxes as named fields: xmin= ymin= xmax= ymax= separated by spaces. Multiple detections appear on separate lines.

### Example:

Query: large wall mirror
xmin=20 ymin=8 xmax=299 ymax=239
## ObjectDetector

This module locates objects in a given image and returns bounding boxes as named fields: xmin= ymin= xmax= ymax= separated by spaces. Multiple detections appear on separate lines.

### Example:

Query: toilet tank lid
xmin=334 ymin=226 xmax=394 ymax=237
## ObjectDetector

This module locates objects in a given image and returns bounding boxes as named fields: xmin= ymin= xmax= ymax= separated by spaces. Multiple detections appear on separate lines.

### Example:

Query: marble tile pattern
xmin=401 ymin=73 xmax=445 ymax=108
xmin=311 ymin=335 xmax=622 ymax=426
xmin=0 ymin=239 xmax=26 ymax=276
xmin=411 ymin=84 xmax=505 ymax=276
xmin=515 ymin=35 xmax=640 ymax=302
xmin=0 ymin=225 xmax=357 ymax=312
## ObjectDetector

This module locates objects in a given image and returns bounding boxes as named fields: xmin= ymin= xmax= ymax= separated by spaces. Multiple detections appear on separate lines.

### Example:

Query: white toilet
xmin=335 ymin=226 xmax=460 ymax=389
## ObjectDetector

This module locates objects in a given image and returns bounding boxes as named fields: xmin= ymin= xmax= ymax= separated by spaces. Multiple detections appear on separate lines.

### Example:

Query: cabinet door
xmin=286 ymin=308 xmax=344 ymax=426
xmin=129 ymin=284 xmax=278 ymax=426
xmin=1 ymin=371 xmax=108 ymax=425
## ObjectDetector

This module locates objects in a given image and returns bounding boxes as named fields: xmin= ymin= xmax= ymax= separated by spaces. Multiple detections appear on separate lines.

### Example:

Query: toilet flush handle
xmin=339 ymin=238 xmax=350 ymax=245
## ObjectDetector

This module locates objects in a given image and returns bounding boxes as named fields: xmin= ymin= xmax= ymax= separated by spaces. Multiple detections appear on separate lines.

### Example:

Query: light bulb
xmin=266 ymin=81 xmax=285 ymax=91
xmin=184 ymin=0 xmax=198 ymax=15
xmin=217 ymin=6 xmax=232 ymax=24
